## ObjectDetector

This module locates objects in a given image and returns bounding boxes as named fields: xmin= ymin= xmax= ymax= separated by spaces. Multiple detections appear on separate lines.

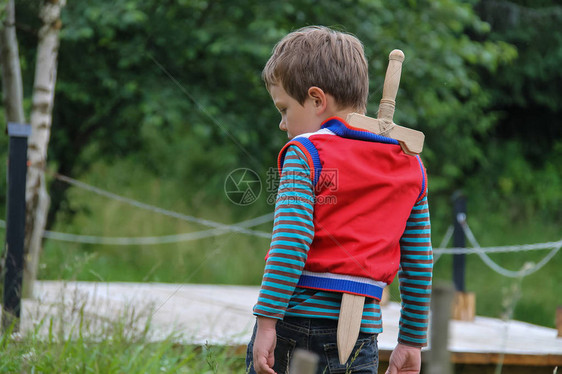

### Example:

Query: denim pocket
xmin=323 ymin=336 xmax=378 ymax=374
xmin=273 ymin=334 xmax=297 ymax=374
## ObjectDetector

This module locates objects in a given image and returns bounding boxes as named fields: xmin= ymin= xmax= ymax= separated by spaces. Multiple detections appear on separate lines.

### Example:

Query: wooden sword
xmin=337 ymin=49 xmax=425 ymax=365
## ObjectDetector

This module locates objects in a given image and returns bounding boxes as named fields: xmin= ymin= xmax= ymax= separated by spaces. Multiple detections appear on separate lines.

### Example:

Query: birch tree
xmin=23 ymin=0 xmax=66 ymax=298
xmin=0 ymin=0 xmax=25 ymax=126
xmin=1 ymin=0 xmax=65 ymax=297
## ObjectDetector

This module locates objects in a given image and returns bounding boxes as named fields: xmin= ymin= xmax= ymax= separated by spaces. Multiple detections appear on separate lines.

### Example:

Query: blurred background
xmin=1 ymin=0 xmax=561 ymax=331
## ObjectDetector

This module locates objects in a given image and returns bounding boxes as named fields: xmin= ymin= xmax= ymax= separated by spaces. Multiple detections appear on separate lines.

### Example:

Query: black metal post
xmin=2 ymin=122 xmax=31 ymax=332
xmin=452 ymin=191 xmax=466 ymax=292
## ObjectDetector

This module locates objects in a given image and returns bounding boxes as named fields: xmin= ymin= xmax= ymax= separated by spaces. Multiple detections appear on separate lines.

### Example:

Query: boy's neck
xmin=323 ymin=95 xmax=363 ymax=123
xmin=324 ymin=109 xmax=362 ymax=124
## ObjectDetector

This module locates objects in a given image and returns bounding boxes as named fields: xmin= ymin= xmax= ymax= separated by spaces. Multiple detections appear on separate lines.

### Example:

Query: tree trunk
xmin=23 ymin=0 xmax=65 ymax=298
xmin=0 ymin=0 xmax=26 ymax=126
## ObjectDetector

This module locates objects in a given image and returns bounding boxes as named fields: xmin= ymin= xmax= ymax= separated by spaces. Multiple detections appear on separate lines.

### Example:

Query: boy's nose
xmin=279 ymin=120 xmax=287 ymax=132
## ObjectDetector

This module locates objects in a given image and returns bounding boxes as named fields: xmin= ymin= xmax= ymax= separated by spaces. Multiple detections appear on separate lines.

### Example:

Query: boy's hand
xmin=253 ymin=316 xmax=278 ymax=374
xmin=385 ymin=343 xmax=421 ymax=374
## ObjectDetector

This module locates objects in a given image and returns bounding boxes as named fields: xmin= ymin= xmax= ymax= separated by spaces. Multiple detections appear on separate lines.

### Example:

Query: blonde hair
xmin=263 ymin=26 xmax=368 ymax=113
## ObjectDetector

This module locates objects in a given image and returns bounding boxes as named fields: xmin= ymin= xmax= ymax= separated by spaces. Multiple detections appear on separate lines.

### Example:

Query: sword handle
xmin=378 ymin=49 xmax=405 ymax=126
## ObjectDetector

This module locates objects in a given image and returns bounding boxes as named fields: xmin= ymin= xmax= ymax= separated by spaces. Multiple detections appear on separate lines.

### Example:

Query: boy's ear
xmin=307 ymin=86 xmax=327 ymax=113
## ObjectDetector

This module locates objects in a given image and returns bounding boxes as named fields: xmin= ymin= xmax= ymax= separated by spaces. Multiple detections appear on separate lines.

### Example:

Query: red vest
xmin=277 ymin=117 xmax=427 ymax=300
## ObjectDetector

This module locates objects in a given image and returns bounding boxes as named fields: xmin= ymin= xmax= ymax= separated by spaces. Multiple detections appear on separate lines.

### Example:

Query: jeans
xmin=246 ymin=317 xmax=379 ymax=374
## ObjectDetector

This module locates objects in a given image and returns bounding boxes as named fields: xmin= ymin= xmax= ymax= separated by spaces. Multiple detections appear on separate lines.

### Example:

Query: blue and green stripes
xmin=398 ymin=197 xmax=432 ymax=346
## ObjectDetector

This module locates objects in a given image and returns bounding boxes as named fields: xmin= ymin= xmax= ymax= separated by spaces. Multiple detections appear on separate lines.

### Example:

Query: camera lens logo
xmin=224 ymin=168 xmax=262 ymax=206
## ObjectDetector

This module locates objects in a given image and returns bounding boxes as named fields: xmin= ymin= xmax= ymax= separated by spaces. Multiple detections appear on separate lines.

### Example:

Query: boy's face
xmin=269 ymin=84 xmax=323 ymax=139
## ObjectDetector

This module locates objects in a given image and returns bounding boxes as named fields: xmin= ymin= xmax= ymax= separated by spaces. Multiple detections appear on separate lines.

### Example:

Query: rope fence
xmin=435 ymin=214 xmax=562 ymax=279
xmin=0 ymin=172 xmax=560 ymax=278
xmin=458 ymin=218 xmax=561 ymax=278
xmin=52 ymin=173 xmax=272 ymax=239
xmin=0 ymin=215 xmax=272 ymax=245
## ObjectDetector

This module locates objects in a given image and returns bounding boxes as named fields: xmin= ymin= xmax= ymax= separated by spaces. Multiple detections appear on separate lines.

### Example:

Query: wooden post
xmin=2 ymin=123 xmax=31 ymax=332
xmin=426 ymin=283 xmax=454 ymax=374
xmin=289 ymin=349 xmax=319 ymax=374
xmin=452 ymin=291 xmax=475 ymax=321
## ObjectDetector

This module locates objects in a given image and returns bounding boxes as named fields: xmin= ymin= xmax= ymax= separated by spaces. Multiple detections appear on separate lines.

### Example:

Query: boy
xmin=247 ymin=26 xmax=432 ymax=374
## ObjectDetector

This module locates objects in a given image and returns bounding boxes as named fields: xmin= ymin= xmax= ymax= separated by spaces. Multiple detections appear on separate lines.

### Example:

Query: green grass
xmin=38 ymin=159 xmax=272 ymax=286
xmin=0 ymin=296 xmax=248 ymax=373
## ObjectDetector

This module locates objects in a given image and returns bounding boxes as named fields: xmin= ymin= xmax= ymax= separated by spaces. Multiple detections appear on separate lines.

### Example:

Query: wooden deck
xmin=13 ymin=281 xmax=562 ymax=369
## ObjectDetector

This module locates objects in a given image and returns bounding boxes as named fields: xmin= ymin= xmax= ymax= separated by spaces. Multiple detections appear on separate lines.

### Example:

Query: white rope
xmin=53 ymin=173 xmax=272 ymax=238
xmin=3 ymin=212 xmax=559 ymax=253
xmin=42 ymin=228 xmax=228 ymax=245
xmin=433 ymin=240 xmax=562 ymax=255
xmin=458 ymin=219 xmax=562 ymax=278
xmin=4 ymin=175 xmax=559 ymax=267
xmin=431 ymin=218 xmax=561 ymax=278
xmin=0 ymin=213 xmax=272 ymax=245
xmin=433 ymin=224 xmax=454 ymax=263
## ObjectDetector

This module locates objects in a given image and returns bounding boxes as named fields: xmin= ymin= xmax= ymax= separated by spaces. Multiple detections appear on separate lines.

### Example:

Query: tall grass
xmin=40 ymin=159 xmax=271 ymax=286
xmin=0 ymin=283 xmax=247 ymax=373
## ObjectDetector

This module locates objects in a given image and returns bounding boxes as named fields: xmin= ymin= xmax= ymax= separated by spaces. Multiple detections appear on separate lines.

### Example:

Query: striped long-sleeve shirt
xmin=253 ymin=145 xmax=433 ymax=347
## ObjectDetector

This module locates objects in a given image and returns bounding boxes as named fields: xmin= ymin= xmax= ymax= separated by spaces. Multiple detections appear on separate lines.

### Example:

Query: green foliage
xmin=467 ymin=139 xmax=562 ymax=222
xmin=477 ymin=1 xmax=562 ymax=111
xmin=12 ymin=0 xmax=517 ymax=221
xmin=474 ymin=0 xmax=562 ymax=221
xmin=347 ymin=0 xmax=516 ymax=194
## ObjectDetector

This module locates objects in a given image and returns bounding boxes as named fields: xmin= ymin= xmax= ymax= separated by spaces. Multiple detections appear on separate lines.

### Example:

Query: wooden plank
xmin=18 ymin=281 xmax=562 ymax=368
xmin=449 ymin=352 xmax=562 ymax=366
